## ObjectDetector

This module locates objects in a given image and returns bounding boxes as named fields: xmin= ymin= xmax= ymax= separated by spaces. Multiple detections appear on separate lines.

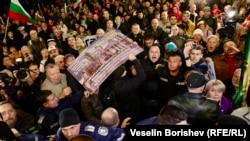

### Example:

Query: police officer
xmin=55 ymin=108 xmax=125 ymax=141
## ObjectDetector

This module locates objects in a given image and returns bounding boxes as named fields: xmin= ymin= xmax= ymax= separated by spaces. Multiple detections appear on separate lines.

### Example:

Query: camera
xmin=0 ymin=73 xmax=11 ymax=85
xmin=223 ymin=9 xmax=238 ymax=39
xmin=16 ymin=68 xmax=28 ymax=80
xmin=191 ymin=43 xmax=197 ymax=49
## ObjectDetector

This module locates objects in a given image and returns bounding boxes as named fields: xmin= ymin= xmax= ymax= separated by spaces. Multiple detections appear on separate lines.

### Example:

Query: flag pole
xmin=3 ymin=17 xmax=9 ymax=42
xmin=0 ymin=16 xmax=4 ymax=24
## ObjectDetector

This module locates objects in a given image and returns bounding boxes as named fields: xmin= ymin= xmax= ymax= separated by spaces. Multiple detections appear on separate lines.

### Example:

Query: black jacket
xmin=114 ymin=60 xmax=146 ymax=122
xmin=168 ymin=92 xmax=220 ymax=125
xmin=100 ymin=59 xmax=146 ymax=123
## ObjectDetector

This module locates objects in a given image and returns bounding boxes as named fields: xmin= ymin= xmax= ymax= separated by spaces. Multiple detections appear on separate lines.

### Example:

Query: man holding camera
xmin=12 ymin=60 xmax=45 ymax=114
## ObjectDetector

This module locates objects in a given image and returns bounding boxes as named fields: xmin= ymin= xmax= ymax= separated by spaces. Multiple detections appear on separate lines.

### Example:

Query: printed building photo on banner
xmin=67 ymin=29 xmax=143 ymax=93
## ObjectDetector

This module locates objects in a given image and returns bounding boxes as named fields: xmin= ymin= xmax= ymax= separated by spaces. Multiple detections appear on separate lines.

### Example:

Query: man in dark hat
xmin=55 ymin=108 xmax=125 ymax=141
xmin=168 ymin=71 xmax=220 ymax=125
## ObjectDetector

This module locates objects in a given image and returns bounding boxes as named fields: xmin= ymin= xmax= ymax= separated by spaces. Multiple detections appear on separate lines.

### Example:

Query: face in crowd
xmin=206 ymin=35 xmax=219 ymax=53
xmin=44 ymin=92 xmax=59 ymax=109
xmin=29 ymin=64 xmax=40 ymax=80
xmin=148 ymin=46 xmax=161 ymax=63
xmin=205 ymin=79 xmax=226 ymax=103
xmin=232 ymin=68 xmax=241 ymax=88
xmin=61 ymin=123 xmax=81 ymax=140
xmin=131 ymin=24 xmax=140 ymax=35
xmin=167 ymin=54 xmax=182 ymax=72
xmin=0 ymin=102 xmax=17 ymax=128
xmin=190 ymin=47 xmax=203 ymax=63
xmin=46 ymin=64 xmax=61 ymax=85
xmin=223 ymin=40 xmax=239 ymax=56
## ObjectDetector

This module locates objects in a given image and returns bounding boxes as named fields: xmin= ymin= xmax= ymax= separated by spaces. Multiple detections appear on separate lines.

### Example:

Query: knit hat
xmin=193 ymin=29 xmax=204 ymax=37
xmin=64 ymin=53 xmax=75 ymax=63
xmin=47 ymin=38 xmax=56 ymax=43
xmin=48 ymin=45 xmax=57 ymax=52
xmin=59 ymin=108 xmax=80 ymax=128
xmin=186 ymin=72 xmax=207 ymax=88
xmin=136 ymin=9 xmax=143 ymax=14
xmin=177 ymin=23 xmax=187 ymax=31
xmin=203 ymin=6 xmax=211 ymax=11
xmin=165 ymin=42 xmax=177 ymax=51
xmin=168 ymin=13 xmax=177 ymax=18
xmin=17 ymin=26 xmax=25 ymax=31
xmin=197 ymin=20 xmax=206 ymax=27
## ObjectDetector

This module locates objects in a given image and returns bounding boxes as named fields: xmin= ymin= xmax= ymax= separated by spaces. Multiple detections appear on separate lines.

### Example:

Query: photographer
xmin=0 ymin=72 xmax=12 ymax=102
xmin=2 ymin=56 xmax=19 ymax=72
xmin=15 ymin=67 xmax=40 ymax=115
xmin=0 ymin=70 xmax=19 ymax=103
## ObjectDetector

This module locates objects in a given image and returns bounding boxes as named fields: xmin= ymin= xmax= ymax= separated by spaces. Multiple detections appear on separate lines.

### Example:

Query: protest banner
xmin=207 ymin=60 xmax=216 ymax=80
xmin=83 ymin=35 xmax=97 ymax=47
xmin=67 ymin=29 xmax=144 ymax=93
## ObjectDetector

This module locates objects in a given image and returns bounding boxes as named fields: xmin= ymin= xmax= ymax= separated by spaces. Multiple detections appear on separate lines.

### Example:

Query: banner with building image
xmin=67 ymin=29 xmax=143 ymax=93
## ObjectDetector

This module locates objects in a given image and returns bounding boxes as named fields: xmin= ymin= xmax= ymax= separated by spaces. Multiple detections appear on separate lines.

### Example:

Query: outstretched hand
xmin=128 ymin=54 xmax=136 ymax=61
xmin=121 ymin=117 xmax=132 ymax=129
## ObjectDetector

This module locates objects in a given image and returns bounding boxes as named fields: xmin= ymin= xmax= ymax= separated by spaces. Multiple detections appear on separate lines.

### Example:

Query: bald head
xmin=101 ymin=107 xmax=120 ymax=127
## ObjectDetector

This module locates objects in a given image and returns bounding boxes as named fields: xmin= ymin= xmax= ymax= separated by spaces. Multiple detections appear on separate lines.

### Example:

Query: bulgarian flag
xmin=38 ymin=3 xmax=43 ymax=18
xmin=8 ymin=0 xmax=36 ymax=24
xmin=233 ymin=31 xmax=250 ymax=108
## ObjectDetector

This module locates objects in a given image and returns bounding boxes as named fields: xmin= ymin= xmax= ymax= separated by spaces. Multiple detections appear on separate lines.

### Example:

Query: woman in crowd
xmin=205 ymin=79 xmax=234 ymax=116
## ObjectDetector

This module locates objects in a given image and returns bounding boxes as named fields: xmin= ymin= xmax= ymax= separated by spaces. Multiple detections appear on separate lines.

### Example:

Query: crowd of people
xmin=0 ymin=0 xmax=250 ymax=140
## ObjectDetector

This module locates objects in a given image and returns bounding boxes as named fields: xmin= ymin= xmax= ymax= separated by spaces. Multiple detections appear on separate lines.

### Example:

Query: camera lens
xmin=16 ymin=69 xmax=28 ymax=80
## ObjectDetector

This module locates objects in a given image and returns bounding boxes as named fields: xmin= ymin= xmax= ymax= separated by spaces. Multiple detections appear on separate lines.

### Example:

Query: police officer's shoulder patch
xmin=84 ymin=125 xmax=95 ymax=132
xmin=98 ymin=126 xmax=109 ymax=136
